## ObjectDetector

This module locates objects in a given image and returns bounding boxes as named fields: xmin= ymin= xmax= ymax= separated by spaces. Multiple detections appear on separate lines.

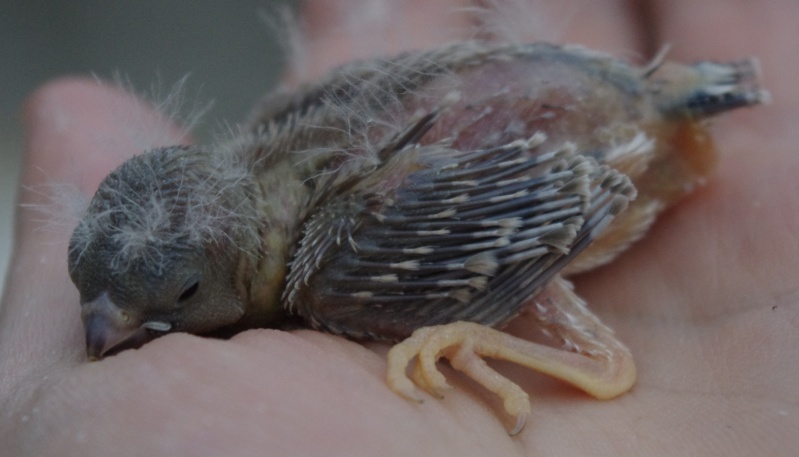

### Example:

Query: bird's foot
xmin=387 ymin=322 xmax=533 ymax=434
xmin=386 ymin=279 xmax=637 ymax=435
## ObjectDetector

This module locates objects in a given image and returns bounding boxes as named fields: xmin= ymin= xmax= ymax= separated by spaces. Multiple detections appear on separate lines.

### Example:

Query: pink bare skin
xmin=1 ymin=1 xmax=797 ymax=455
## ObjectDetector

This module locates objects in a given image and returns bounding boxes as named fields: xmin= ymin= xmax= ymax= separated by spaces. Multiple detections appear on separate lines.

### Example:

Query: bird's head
xmin=68 ymin=145 xmax=261 ymax=359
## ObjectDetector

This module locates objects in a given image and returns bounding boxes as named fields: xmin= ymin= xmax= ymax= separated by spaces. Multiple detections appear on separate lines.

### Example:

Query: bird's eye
xmin=177 ymin=280 xmax=200 ymax=303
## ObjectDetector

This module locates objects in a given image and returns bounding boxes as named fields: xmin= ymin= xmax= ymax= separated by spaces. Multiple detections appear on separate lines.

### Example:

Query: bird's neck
xmin=242 ymin=158 xmax=312 ymax=326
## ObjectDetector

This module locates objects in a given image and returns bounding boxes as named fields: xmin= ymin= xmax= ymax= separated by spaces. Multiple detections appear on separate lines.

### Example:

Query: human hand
xmin=2 ymin=1 xmax=797 ymax=455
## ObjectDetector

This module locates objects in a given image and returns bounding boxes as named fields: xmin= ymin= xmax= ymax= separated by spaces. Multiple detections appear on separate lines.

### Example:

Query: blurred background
xmin=0 ymin=0 xmax=294 ymax=294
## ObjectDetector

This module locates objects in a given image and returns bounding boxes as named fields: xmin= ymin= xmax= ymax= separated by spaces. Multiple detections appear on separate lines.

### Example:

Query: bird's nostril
xmin=81 ymin=292 xmax=148 ymax=359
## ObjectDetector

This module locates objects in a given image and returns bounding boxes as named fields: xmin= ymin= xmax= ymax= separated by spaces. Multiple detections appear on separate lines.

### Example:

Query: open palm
xmin=2 ymin=1 xmax=797 ymax=455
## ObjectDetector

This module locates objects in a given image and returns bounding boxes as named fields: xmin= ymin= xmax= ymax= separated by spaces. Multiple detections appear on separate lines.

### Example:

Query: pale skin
xmin=1 ymin=0 xmax=798 ymax=455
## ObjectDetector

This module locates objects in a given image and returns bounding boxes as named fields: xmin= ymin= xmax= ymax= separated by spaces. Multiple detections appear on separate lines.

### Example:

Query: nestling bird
xmin=68 ymin=41 xmax=765 ymax=433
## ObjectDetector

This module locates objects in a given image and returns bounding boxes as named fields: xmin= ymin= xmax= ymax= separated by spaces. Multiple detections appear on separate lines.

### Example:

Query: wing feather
xmin=284 ymin=132 xmax=635 ymax=340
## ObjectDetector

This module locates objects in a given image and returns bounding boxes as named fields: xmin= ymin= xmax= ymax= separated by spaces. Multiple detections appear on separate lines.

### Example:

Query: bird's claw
xmin=386 ymin=322 xmax=534 ymax=434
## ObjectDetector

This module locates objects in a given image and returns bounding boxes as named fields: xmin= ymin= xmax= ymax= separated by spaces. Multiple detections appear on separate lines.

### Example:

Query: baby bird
xmin=68 ymin=41 xmax=765 ymax=433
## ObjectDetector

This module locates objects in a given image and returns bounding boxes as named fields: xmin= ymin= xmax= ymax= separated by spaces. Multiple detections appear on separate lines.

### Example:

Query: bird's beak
xmin=81 ymin=292 xmax=151 ymax=360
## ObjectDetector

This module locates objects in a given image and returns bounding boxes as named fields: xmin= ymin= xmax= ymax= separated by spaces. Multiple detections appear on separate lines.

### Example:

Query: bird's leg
xmin=519 ymin=276 xmax=637 ymax=399
xmin=386 ymin=276 xmax=636 ymax=434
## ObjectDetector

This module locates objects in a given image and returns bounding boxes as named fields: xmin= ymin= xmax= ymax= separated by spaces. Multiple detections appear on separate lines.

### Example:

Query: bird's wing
xmin=284 ymin=132 xmax=635 ymax=340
